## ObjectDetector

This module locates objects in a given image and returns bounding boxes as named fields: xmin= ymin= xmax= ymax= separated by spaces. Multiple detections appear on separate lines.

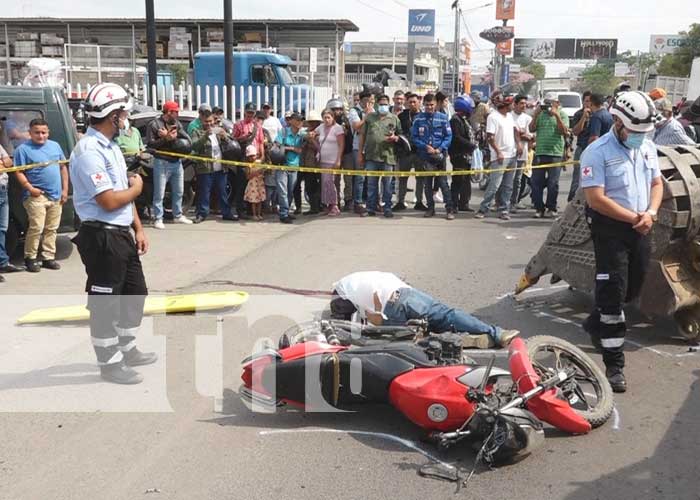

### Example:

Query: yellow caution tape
xmin=0 ymin=159 xmax=69 ymax=175
xmin=153 ymin=150 xmax=578 ymax=178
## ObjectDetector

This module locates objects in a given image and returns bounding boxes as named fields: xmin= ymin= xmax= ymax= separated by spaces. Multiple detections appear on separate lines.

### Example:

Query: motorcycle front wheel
xmin=526 ymin=335 xmax=614 ymax=428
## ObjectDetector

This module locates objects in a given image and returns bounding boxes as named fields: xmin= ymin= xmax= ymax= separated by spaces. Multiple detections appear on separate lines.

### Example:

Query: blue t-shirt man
xmin=13 ymin=139 xmax=66 ymax=200
xmin=277 ymin=126 xmax=304 ymax=167
xmin=587 ymin=108 xmax=613 ymax=144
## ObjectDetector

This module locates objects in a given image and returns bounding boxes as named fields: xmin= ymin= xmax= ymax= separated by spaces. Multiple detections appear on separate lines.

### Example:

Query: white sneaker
xmin=153 ymin=219 xmax=165 ymax=230
xmin=174 ymin=215 xmax=193 ymax=225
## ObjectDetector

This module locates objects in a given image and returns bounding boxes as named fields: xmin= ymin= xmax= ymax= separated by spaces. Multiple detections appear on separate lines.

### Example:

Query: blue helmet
xmin=454 ymin=95 xmax=475 ymax=115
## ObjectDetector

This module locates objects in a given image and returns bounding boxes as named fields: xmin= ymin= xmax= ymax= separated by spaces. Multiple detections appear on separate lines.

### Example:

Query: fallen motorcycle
xmin=241 ymin=321 xmax=614 ymax=465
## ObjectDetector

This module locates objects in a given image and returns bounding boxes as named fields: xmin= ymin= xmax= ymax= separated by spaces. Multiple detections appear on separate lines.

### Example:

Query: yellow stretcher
xmin=16 ymin=290 xmax=249 ymax=325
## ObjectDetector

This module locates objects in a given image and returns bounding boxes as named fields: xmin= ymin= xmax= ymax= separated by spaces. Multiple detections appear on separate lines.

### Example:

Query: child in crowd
xmin=243 ymin=144 xmax=266 ymax=221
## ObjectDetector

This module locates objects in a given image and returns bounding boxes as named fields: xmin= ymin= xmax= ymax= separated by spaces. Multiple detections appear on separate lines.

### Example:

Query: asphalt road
xmin=1 ymin=171 xmax=699 ymax=500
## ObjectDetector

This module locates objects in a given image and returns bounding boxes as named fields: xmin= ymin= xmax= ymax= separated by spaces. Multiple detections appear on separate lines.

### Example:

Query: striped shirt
xmin=654 ymin=118 xmax=696 ymax=146
xmin=534 ymin=109 xmax=569 ymax=157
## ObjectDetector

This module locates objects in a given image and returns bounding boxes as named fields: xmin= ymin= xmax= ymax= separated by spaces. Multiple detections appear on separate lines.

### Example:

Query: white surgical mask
xmin=378 ymin=105 xmax=390 ymax=114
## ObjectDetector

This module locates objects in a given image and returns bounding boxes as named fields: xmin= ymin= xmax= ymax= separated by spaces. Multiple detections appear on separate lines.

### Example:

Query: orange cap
xmin=648 ymin=88 xmax=667 ymax=101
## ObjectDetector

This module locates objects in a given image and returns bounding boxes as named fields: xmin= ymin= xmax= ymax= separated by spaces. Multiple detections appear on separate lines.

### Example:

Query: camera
xmin=540 ymin=103 xmax=552 ymax=112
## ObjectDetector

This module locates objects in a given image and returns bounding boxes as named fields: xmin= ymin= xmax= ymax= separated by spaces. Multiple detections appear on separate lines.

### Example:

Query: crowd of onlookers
xmin=0 ymin=81 xmax=698 ymax=281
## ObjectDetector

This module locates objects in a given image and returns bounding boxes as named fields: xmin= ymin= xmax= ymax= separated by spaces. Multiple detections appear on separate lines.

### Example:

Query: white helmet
xmin=84 ymin=83 xmax=132 ymax=119
xmin=609 ymin=91 xmax=656 ymax=133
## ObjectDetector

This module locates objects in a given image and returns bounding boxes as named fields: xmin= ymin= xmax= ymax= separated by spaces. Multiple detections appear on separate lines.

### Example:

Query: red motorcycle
xmin=241 ymin=320 xmax=613 ymax=465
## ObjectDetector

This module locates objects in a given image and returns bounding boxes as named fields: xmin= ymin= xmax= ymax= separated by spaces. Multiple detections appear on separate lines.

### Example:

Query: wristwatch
xmin=646 ymin=209 xmax=658 ymax=222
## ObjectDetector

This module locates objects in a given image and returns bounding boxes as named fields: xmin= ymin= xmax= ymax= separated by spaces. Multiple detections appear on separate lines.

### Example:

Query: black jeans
xmin=587 ymin=211 xmax=651 ymax=370
xmin=294 ymin=172 xmax=321 ymax=212
xmin=73 ymin=225 xmax=148 ymax=365
xmin=228 ymin=167 xmax=248 ymax=215
xmin=449 ymin=154 xmax=471 ymax=209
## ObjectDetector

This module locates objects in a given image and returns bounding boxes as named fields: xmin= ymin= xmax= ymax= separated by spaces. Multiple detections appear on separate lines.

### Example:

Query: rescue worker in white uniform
xmin=580 ymin=91 xmax=663 ymax=393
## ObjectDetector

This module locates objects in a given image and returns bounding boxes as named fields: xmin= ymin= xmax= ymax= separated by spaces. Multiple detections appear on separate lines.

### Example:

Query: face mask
xmin=122 ymin=118 xmax=130 ymax=131
xmin=623 ymin=131 xmax=646 ymax=149
xmin=378 ymin=105 xmax=390 ymax=114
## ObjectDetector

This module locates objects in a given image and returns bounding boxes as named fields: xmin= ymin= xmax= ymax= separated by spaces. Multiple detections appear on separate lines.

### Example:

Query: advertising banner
xmin=495 ymin=0 xmax=516 ymax=20
xmin=408 ymin=9 xmax=435 ymax=43
xmin=575 ymin=38 xmax=617 ymax=59
xmin=649 ymin=34 xmax=689 ymax=55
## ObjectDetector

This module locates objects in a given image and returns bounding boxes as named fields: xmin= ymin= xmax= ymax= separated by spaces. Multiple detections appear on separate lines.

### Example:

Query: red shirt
xmin=233 ymin=119 xmax=265 ymax=157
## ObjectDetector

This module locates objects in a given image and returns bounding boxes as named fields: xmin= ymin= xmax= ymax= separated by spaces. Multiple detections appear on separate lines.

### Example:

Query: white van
xmin=549 ymin=91 xmax=582 ymax=119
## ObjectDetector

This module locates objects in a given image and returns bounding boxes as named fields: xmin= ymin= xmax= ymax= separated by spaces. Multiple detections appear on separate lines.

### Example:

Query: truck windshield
xmin=0 ymin=110 xmax=43 ymax=152
xmin=277 ymin=66 xmax=294 ymax=86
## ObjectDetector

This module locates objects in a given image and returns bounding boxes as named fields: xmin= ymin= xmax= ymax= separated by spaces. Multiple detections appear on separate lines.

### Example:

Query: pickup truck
xmin=0 ymin=85 xmax=78 ymax=258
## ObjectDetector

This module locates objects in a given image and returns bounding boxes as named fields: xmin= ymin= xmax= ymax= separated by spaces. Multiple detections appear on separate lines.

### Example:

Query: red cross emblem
xmin=582 ymin=166 xmax=592 ymax=178
xmin=94 ymin=173 xmax=103 ymax=181
xmin=106 ymin=92 xmax=113 ymax=99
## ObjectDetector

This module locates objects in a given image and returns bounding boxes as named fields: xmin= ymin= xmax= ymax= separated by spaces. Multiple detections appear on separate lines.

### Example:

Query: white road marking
xmin=258 ymin=428 xmax=456 ymax=470
xmin=612 ymin=407 xmax=621 ymax=431
xmin=531 ymin=310 xmax=697 ymax=359
xmin=497 ymin=284 xmax=570 ymax=301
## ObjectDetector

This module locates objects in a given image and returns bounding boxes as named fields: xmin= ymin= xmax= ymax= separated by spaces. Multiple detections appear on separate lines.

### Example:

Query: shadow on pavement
xmin=0 ymin=363 xmax=101 ymax=390
xmin=564 ymin=370 xmax=700 ymax=500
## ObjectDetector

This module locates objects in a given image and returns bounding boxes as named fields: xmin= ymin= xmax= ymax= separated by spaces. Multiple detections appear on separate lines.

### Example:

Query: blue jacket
xmin=411 ymin=111 xmax=452 ymax=159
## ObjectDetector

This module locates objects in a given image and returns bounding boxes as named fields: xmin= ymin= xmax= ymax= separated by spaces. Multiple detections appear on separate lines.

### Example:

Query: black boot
xmin=123 ymin=347 xmax=158 ymax=367
xmin=606 ymin=367 xmax=627 ymax=393
xmin=100 ymin=361 xmax=143 ymax=384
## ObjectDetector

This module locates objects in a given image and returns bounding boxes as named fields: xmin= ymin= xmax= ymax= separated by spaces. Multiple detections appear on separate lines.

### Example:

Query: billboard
xmin=496 ymin=27 xmax=514 ymax=56
xmin=513 ymin=38 xmax=614 ymax=59
xmin=649 ymin=34 xmax=688 ymax=55
xmin=495 ymin=0 xmax=516 ymax=20
xmin=407 ymin=9 xmax=435 ymax=43
xmin=575 ymin=38 xmax=617 ymax=59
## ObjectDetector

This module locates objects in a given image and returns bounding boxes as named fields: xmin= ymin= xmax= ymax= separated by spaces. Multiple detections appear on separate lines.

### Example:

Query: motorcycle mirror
xmin=478 ymin=355 xmax=496 ymax=393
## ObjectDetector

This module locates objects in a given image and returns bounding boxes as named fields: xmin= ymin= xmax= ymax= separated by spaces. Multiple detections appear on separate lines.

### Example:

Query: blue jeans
xmin=352 ymin=150 xmax=365 ymax=204
xmin=0 ymin=185 xmax=9 ymax=266
xmin=153 ymin=158 xmax=184 ymax=220
xmin=275 ymin=170 xmax=298 ymax=218
xmin=383 ymin=287 xmax=501 ymax=341
xmin=422 ymin=157 xmax=453 ymax=211
xmin=196 ymin=171 xmax=232 ymax=219
xmin=365 ymin=161 xmax=393 ymax=214
xmin=531 ymin=155 xmax=563 ymax=212
xmin=479 ymin=157 xmax=516 ymax=214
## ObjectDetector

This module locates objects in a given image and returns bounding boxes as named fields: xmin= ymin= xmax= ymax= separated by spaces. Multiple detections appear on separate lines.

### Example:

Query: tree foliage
xmin=573 ymin=64 xmax=620 ymax=95
xmin=656 ymin=23 xmax=700 ymax=77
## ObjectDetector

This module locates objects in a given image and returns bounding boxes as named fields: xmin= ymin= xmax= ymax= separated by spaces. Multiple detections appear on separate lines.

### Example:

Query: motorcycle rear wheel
xmin=526 ymin=335 xmax=614 ymax=428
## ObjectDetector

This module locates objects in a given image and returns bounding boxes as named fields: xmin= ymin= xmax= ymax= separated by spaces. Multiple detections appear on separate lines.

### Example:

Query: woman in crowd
xmin=317 ymin=109 xmax=345 ymax=216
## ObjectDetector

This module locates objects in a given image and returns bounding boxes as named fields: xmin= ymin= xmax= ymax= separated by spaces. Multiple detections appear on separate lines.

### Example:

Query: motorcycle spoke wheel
xmin=526 ymin=335 xmax=614 ymax=428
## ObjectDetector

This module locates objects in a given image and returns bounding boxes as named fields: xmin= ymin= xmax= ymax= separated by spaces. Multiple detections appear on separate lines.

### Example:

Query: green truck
xmin=0 ymin=85 xmax=78 ymax=258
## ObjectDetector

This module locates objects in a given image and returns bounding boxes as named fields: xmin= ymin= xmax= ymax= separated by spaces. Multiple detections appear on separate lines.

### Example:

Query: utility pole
xmin=145 ymin=0 xmax=157 ymax=107
xmin=224 ymin=0 xmax=234 ymax=118
xmin=451 ymin=0 xmax=461 ymax=99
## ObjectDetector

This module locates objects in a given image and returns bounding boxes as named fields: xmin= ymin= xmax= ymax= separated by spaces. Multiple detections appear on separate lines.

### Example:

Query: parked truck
xmin=193 ymin=51 xmax=310 ymax=115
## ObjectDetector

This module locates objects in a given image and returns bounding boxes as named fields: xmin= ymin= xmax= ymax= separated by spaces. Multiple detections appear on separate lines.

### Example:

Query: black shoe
xmin=459 ymin=206 xmax=474 ymax=212
xmin=280 ymin=217 xmax=293 ymax=224
xmin=293 ymin=208 xmax=302 ymax=215
xmin=0 ymin=263 xmax=24 ymax=273
xmin=41 ymin=260 xmax=61 ymax=270
xmin=25 ymin=259 xmax=41 ymax=273
xmin=367 ymin=211 xmax=376 ymax=217
xmin=414 ymin=202 xmax=428 ymax=211
xmin=287 ymin=214 xmax=297 ymax=220
xmin=384 ymin=210 xmax=394 ymax=218
xmin=393 ymin=202 xmax=407 ymax=212
xmin=606 ymin=368 xmax=627 ymax=393
xmin=343 ymin=201 xmax=354 ymax=212
xmin=100 ymin=361 xmax=143 ymax=385
xmin=423 ymin=208 xmax=435 ymax=218
xmin=123 ymin=347 xmax=158 ymax=367
xmin=303 ymin=209 xmax=320 ymax=215
xmin=193 ymin=215 xmax=206 ymax=224
xmin=222 ymin=214 xmax=240 ymax=222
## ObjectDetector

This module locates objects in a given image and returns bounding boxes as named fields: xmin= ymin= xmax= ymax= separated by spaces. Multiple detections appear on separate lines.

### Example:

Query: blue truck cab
xmin=194 ymin=52 xmax=309 ymax=116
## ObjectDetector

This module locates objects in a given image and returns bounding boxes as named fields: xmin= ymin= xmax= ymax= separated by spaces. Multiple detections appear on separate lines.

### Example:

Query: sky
xmin=5 ymin=0 xmax=696 ymax=73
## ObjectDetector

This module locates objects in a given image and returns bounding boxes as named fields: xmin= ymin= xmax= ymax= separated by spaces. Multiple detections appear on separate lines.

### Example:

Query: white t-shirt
xmin=263 ymin=116 xmax=284 ymax=143
xmin=209 ymin=134 xmax=223 ymax=171
xmin=0 ymin=145 xmax=8 ymax=187
xmin=333 ymin=271 xmax=409 ymax=319
xmin=486 ymin=111 xmax=517 ymax=160
xmin=510 ymin=111 xmax=532 ymax=161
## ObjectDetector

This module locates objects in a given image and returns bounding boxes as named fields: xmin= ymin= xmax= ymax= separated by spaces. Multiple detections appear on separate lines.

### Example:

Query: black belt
xmin=81 ymin=220 xmax=131 ymax=232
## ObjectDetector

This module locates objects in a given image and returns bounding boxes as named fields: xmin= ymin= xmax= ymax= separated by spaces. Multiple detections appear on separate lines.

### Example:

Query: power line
xmin=386 ymin=0 xmax=411 ymax=8
xmin=353 ymin=0 xmax=404 ymax=21
xmin=460 ymin=11 xmax=483 ymax=51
